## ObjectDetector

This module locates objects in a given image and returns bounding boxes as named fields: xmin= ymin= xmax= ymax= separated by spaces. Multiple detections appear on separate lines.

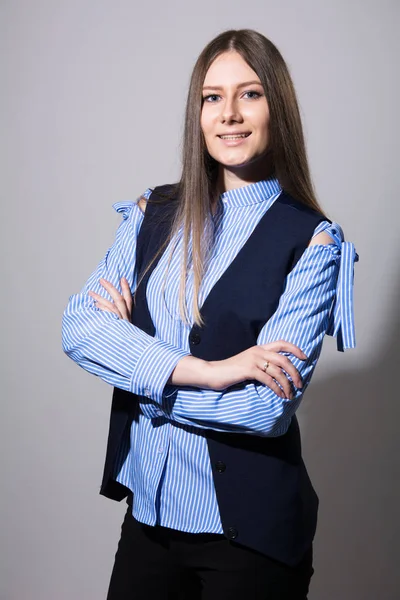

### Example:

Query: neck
xmin=216 ymin=152 xmax=275 ymax=194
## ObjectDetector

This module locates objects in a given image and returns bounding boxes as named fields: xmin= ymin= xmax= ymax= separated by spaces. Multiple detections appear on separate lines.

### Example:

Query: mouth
xmin=217 ymin=132 xmax=251 ymax=140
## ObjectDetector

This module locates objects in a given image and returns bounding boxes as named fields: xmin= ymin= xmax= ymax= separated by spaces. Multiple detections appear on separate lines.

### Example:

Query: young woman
xmin=62 ymin=29 xmax=358 ymax=600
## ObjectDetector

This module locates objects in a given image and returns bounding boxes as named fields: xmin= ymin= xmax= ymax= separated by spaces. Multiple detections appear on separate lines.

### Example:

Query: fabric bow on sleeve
xmin=325 ymin=222 xmax=359 ymax=351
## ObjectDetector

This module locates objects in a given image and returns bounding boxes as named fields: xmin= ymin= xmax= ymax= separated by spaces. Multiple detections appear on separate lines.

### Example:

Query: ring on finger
xmin=263 ymin=361 xmax=270 ymax=373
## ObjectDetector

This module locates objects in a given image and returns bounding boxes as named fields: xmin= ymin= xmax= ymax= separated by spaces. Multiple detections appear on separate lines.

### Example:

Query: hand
xmin=206 ymin=341 xmax=307 ymax=399
xmin=88 ymin=278 xmax=132 ymax=321
xmin=90 ymin=281 xmax=306 ymax=400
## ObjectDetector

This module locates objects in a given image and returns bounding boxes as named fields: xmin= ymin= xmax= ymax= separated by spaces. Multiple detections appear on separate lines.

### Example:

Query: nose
xmin=220 ymin=96 xmax=242 ymax=124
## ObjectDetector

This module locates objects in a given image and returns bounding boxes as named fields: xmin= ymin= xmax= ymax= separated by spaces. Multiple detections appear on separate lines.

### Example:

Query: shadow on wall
xmin=301 ymin=279 xmax=400 ymax=600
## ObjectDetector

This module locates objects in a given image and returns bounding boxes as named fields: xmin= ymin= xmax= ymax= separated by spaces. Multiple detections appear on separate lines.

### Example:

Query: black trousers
xmin=106 ymin=504 xmax=314 ymax=600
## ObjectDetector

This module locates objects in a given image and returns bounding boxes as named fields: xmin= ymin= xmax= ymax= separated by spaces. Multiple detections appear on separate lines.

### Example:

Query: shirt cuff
xmin=130 ymin=339 xmax=190 ymax=407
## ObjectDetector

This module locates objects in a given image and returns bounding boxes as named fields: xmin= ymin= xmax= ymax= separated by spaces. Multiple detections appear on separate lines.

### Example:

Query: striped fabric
xmin=62 ymin=178 xmax=358 ymax=533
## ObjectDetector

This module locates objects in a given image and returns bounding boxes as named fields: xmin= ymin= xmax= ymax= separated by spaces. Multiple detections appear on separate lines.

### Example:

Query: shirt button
xmin=227 ymin=527 xmax=238 ymax=540
xmin=155 ymin=409 xmax=163 ymax=417
xmin=144 ymin=388 xmax=151 ymax=398
xmin=189 ymin=332 xmax=201 ymax=345
xmin=215 ymin=461 xmax=226 ymax=473
xmin=158 ymin=447 xmax=164 ymax=454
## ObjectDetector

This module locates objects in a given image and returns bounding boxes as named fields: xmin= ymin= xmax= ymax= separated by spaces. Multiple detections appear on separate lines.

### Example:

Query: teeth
xmin=220 ymin=134 xmax=249 ymax=139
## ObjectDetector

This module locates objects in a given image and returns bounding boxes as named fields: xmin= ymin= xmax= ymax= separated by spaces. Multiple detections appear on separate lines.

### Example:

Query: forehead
xmin=203 ymin=51 xmax=260 ymax=87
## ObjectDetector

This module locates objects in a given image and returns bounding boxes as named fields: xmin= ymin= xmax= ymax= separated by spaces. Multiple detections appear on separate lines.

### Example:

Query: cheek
xmin=200 ymin=110 xmax=213 ymax=139
xmin=253 ymin=117 xmax=270 ymax=147
xmin=200 ymin=111 xmax=205 ymax=133
xmin=245 ymin=106 xmax=269 ymax=140
xmin=259 ymin=113 xmax=270 ymax=140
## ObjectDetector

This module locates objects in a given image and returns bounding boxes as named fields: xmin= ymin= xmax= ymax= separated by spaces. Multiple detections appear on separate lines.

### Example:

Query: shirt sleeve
xmin=143 ymin=221 xmax=358 ymax=436
xmin=312 ymin=221 xmax=359 ymax=350
xmin=61 ymin=190 xmax=190 ymax=401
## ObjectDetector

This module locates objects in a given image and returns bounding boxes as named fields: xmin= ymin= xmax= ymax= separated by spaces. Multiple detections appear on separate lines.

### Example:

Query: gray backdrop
xmin=1 ymin=0 xmax=399 ymax=598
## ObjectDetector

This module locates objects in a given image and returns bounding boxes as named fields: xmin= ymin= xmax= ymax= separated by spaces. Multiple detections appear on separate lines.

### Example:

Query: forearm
xmin=62 ymin=196 xmax=191 ymax=397
xmin=168 ymin=355 xmax=212 ymax=388
xmin=162 ymin=374 xmax=305 ymax=436
xmin=145 ymin=347 xmax=318 ymax=436
xmin=140 ymin=241 xmax=340 ymax=433
xmin=62 ymin=293 xmax=189 ymax=399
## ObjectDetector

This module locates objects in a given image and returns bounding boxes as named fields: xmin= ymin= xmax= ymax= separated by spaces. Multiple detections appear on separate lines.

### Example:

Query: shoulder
xmin=276 ymin=191 xmax=324 ymax=218
xmin=137 ymin=196 xmax=148 ymax=214
xmin=275 ymin=191 xmax=329 ymax=235
xmin=309 ymin=220 xmax=348 ymax=250
xmin=112 ymin=187 xmax=153 ymax=219
xmin=137 ymin=182 xmax=180 ymax=216
xmin=308 ymin=229 xmax=336 ymax=247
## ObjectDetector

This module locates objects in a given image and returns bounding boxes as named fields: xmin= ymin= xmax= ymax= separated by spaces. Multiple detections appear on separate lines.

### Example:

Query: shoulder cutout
xmin=137 ymin=196 xmax=147 ymax=214
xmin=308 ymin=230 xmax=336 ymax=247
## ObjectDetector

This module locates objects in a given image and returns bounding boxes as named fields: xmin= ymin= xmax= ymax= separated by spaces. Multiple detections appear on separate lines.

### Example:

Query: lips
xmin=218 ymin=132 xmax=251 ymax=139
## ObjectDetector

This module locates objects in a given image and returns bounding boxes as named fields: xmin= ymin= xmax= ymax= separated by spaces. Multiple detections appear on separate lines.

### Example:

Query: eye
xmin=242 ymin=90 xmax=262 ymax=99
xmin=202 ymin=94 xmax=221 ymax=103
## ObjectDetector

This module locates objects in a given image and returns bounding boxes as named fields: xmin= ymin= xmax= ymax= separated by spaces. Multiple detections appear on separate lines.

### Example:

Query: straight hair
xmin=137 ymin=29 xmax=326 ymax=326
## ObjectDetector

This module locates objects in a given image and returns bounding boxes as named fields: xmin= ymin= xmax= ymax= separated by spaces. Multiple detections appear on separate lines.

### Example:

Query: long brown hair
xmin=139 ymin=29 xmax=326 ymax=326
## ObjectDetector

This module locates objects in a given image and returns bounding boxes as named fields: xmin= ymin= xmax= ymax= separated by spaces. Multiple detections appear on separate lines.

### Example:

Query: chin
xmin=221 ymin=150 xmax=269 ymax=170
xmin=216 ymin=154 xmax=252 ymax=168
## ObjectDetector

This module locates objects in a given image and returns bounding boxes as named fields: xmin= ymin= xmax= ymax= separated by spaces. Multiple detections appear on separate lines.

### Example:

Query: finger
xmin=275 ymin=341 xmax=307 ymax=359
xmin=99 ymin=278 xmax=121 ymax=300
xmin=89 ymin=300 xmax=122 ymax=319
xmin=88 ymin=290 xmax=117 ymax=308
xmin=254 ymin=346 xmax=303 ymax=389
xmin=99 ymin=278 xmax=130 ymax=321
xmin=120 ymin=277 xmax=133 ymax=313
xmin=89 ymin=293 xmax=122 ymax=318
xmin=253 ymin=370 xmax=286 ymax=398
xmin=97 ymin=304 xmax=122 ymax=318
xmin=261 ymin=340 xmax=308 ymax=359
xmin=268 ymin=354 xmax=303 ymax=389
xmin=261 ymin=363 xmax=293 ymax=399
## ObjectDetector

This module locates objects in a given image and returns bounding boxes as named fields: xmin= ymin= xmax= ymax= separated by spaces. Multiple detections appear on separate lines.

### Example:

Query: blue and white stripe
xmin=62 ymin=178 xmax=358 ymax=533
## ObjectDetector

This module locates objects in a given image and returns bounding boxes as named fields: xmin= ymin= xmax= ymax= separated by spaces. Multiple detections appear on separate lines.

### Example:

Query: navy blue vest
xmin=100 ymin=183 xmax=328 ymax=566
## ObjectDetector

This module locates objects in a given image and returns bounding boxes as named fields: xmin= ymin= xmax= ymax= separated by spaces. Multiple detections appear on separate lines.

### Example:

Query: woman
xmin=62 ymin=29 xmax=358 ymax=600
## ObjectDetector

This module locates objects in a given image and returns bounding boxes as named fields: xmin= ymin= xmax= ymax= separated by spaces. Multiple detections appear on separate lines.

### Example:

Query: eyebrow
xmin=202 ymin=80 xmax=262 ymax=91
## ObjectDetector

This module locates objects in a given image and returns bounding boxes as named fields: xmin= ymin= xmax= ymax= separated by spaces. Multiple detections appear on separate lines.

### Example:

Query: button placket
xmin=147 ymin=422 xmax=171 ymax=522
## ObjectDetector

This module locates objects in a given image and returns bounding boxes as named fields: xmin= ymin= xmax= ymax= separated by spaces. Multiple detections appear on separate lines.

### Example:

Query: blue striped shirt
xmin=62 ymin=178 xmax=358 ymax=533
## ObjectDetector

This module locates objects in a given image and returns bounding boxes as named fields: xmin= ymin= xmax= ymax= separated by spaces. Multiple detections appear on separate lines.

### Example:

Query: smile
xmin=218 ymin=133 xmax=251 ymax=140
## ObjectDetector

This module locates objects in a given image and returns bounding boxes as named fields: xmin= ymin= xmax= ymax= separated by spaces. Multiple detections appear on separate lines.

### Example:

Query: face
xmin=200 ymin=51 xmax=270 ymax=180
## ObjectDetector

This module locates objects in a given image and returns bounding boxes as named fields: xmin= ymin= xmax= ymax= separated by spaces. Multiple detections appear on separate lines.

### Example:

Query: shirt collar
xmin=219 ymin=178 xmax=282 ymax=207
